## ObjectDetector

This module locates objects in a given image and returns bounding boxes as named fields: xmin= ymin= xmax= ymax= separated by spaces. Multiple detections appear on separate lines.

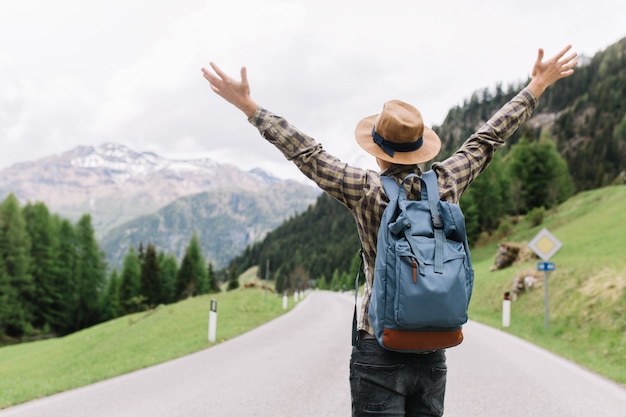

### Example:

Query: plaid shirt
xmin=248 ymin=88 xmax=538 ymax=335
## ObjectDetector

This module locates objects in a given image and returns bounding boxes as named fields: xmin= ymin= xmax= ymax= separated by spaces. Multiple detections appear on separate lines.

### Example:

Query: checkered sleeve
xmin=248 ymin=107 xmax=370 ymax=210
xmin=433 ymin=88 xmax=539 ymax=202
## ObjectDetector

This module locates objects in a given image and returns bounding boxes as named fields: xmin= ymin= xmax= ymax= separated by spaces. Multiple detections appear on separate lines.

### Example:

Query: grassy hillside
xmin=0 ymin=277 xmax=288 ymax=409
xmin=468 ymin=184 xmax=626 ymax=384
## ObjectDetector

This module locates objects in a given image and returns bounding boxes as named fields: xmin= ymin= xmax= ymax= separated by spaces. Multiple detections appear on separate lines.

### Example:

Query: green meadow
xmin=468 ymin=184 xmax=626 ymax=385
xmin=0 ymin=270 xmax=288 ymax=409
xmin=1 ymin=185 xmax=625 ymax=409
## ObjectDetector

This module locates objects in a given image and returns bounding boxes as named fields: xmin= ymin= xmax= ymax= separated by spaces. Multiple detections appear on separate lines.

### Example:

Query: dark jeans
xmin=350 ymin=338 xmax=447 ymax=417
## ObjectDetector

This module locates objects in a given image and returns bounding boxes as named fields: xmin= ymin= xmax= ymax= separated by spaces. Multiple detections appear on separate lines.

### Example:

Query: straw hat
xmin=355 ymin=100 xmax=441 ymax=164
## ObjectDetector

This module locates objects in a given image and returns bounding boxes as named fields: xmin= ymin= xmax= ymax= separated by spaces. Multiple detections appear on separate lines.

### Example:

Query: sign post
xmin=208 ymin=299 xmax=218 ymax=343
xmin=528 ymin=228 xmax=563 ymax=329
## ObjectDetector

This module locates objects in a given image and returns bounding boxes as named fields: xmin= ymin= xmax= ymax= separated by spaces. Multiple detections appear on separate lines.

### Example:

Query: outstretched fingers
xmin=201 ymin=66 xmax=220 ymax=89
xmin=543 ymin=45 xmax=578 ymax=78
xmin=200 ymin=62 xmax=256 ymax=116
xmin=552 ymin=45 xmax=578 ymax=70
xmin=201 ymin=63 xmax=234 ymax=97
xmin=560 ymin=52 xmax=578 ymax=68
xmin=201 ymin=63 xmax=248 ymax=93
xmin=553 ymin=44 xmax=573 ymax=61
xmin=528 ymin=44 xmax=578 ymax=97
xmin=209 ymin=62 xmax=228 ymax=80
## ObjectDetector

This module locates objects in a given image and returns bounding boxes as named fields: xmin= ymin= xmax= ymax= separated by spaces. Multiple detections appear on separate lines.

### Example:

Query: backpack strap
xmin=381 ymin=173 xmax=427 ymax=271
xmin=352 ymin=249 xmax=364 ymax=346
xmin=422 ymin=170 xmax=446 ymax=273
xmin=382 ymin=174 xmax=417 ymax=235
xmin=380 ymin=171 xmax=445 ymax=274
xmin=380 ymin=176 xmax=401 ymax=201
xmin=421 ymin=170 xmax=439 ymax=201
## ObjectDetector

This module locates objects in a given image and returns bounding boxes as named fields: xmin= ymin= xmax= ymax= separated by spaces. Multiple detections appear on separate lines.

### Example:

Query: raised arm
xmin=527 ymin=45 xmax=578 ymax=98
xmin=201 ymin=63 xmax=258 ymax=118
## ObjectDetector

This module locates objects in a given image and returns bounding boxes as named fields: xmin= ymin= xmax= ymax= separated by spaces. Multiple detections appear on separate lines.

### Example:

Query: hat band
xmin=372 ymin=127 xmax=423 ymax=157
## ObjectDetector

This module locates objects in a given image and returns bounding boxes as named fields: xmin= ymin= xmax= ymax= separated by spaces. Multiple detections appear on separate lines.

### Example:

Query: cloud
xmin=1 ymin=0 xmax=625 ymax=181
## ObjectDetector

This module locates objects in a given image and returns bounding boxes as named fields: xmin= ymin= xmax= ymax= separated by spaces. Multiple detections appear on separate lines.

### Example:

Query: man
xmin=202 ymin=45 xmax=577 ymax=416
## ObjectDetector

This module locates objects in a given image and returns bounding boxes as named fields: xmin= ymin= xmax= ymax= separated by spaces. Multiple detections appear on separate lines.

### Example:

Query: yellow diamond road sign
xmin=528 ymin=228 xmax=563 ymax=261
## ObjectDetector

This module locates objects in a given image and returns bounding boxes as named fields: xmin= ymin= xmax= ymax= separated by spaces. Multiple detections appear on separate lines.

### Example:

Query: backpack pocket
xmin=394 ymin=237 xmax=469 ymax=328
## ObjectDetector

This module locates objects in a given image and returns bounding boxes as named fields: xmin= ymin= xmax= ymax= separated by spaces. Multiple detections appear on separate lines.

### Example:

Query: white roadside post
xmin=208 ymin=299 xmax=218 ymax=343
xmin=502 ymin=292 xmax=511 ymax=327
xmin=528 ymin=228 xmax=563 ymax=329
xmin=282 ymin=292 xmax=288 ymax=310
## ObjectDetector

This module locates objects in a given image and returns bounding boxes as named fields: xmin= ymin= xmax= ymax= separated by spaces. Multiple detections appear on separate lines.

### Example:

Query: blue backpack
xmin=366 ymin=170 xmax=474 ymax=352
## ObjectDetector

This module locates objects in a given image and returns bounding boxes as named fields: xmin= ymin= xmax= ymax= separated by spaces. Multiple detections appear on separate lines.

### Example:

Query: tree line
xmin=228 ymin=192 xmax=362 ymax=294
xmin=0 ymin=194 xmax=224 ymax=341
xmin=436 ymin=36 xmax=626 ymax=193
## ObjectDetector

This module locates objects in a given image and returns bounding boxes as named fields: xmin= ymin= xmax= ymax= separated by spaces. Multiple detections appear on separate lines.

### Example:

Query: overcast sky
xmin=1 ymin=0 xmax=625 ymax=181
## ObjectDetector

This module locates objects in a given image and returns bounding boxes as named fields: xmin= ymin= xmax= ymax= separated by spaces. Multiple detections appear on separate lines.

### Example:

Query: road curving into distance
xmin=1 ymin=291 xmax=625 ymax=416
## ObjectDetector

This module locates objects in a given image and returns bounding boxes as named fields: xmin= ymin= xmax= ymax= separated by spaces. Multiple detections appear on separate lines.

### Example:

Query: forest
xmin=1 ymin=37 xmax=625 ymax=342
xmin=0 ymin=194 xmax=224 ymax=341
xmin=436 ymin=37 xmax=626 ymax=192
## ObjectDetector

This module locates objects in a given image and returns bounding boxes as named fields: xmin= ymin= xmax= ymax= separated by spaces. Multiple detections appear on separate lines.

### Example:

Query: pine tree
xmin=140 ymin=244 xmax=162 ymax=307
xmin=72 ymin=214 xmax=106 ymax=330
xmin=190 ymin=234 xmax=208 ymax=294
xmin=176 ymin=234 xmax=207 ymax=298
xmin=23 ymin=202 xmax=64 ymax=333
xmin=226 ymin=263 xmax=239 ymax=291
xmin=55 ymin=217 xmax=77 ymax=334
xmin=207 ymin=262 xmax=220 ymax=293
xmin=177 ymin=251 xmax=196 ymax=299
xmin=103 ymin=269 xmax=122 ymax=320
xmin=0 ymin=254 xmax=11 ymax=336
xmin=158 ymin=251 xmax=178 ymax=304
xmin=274 ymin=266 xmax=286 ymax=294
xmin=138 ymin=242 xmax=145 ymax=262
xmin=119 ymin=246 xmax=142 ymax=313
xmin=0 ymin=194 xmax=34 ymax=336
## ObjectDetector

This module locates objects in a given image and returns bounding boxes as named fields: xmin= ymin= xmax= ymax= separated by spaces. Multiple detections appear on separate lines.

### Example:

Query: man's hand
xmin=528 ymin=45 xmax=578 ymax=98
xmin=201 ymin=63 xmax=258 ymax=118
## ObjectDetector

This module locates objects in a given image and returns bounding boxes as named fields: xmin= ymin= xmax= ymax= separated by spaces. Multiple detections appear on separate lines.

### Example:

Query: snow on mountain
xmin=0 ymin=142 xmax=319 ymax=237
xmin=69 ymin=143 xmax=219 ymax=179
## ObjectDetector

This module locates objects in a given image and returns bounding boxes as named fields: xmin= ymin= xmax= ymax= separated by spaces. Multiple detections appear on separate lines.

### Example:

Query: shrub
xmin=526 ymin=206 xmax=546 ymax=227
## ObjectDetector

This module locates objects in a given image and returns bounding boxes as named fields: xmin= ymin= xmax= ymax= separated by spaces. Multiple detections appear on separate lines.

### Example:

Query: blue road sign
xmin=537 ymin=262 xmax=555 ymax=271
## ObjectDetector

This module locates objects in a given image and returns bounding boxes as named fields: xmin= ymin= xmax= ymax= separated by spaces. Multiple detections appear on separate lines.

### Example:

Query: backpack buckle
xmin=432 ymin=214 xmax=443 ymax=229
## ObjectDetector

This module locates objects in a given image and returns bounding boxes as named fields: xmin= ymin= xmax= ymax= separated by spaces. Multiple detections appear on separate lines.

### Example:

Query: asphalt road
xmin=1 ymin=291 xmax=625 ymax=416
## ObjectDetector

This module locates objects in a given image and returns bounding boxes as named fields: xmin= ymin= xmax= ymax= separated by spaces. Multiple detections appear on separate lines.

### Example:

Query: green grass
xmin=468 ymin=184 xmax=626 ymax=386
xmin=0 ymin=282 xmax=290 ymax=408
xmin=2 ymin=185 xmax=626 ymax=408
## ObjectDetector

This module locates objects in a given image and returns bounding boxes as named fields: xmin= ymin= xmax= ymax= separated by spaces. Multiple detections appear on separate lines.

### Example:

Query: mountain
xmin=0 ymin=143 xmax=319 ymax=238
xmin=100 ymin=182 xmax=321 ymax=270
